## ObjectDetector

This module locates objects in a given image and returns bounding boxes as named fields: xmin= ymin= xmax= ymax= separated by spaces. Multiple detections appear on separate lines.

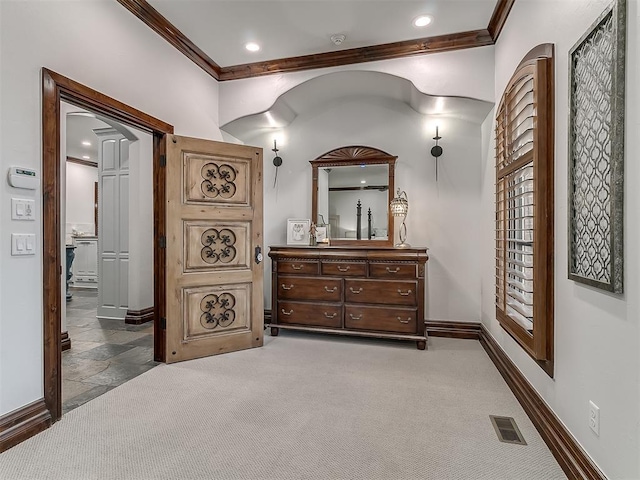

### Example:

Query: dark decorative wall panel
xmin=568 ymin=0 xmax=626 ymax=293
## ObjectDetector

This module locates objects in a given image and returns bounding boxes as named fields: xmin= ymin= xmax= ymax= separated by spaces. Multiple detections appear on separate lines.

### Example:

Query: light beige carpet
xmin=0 ymin=333 xmax=566 ymax=479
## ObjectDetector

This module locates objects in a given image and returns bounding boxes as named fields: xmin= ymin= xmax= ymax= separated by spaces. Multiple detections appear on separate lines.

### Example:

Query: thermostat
xmin=8 ymin=167 xmax=39 ymax=190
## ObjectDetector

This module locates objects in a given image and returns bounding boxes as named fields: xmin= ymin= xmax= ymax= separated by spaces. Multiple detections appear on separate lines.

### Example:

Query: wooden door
xmin=165 ymin=135 xmax=263 ymax=363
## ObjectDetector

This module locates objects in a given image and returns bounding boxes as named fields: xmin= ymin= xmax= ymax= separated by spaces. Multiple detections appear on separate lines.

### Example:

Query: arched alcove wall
xmin=222 ymin=69 xmax=494 ymax=324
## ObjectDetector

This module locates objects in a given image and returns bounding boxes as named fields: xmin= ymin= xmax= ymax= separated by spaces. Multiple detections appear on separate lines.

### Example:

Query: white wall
xmin=480 ymin=0 xmax=640 ymax=477
xmin=0 ymin=0 xmax=221 ymax=416
xmin=240 ymin=94 xmax=484 ymax=324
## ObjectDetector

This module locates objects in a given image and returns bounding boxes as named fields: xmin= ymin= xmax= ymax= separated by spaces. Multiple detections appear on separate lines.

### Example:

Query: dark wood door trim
xmin=115 ymin=0 xmax=221 ymax=80
xmin=44 ymin=69 xmax=173 ymax=133
xmin=153 ymin=133 xmax=167 ymax=362
xmin=116 ymin=0 xmax=516 ymax=82
xmin=479 ymin=325 xmax=605 ymax=479
xmin=42 ymin=68 xmax=173 ymax=427
xmin=0 ymin=399 xmax=51 ymax=453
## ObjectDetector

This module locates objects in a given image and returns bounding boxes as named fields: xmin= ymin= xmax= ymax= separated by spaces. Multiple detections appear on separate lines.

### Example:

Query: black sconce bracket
xmin=272 ymin=140 xmax=283 ymax=188
xmin=431 ymin=126 xmax=443 ymax=181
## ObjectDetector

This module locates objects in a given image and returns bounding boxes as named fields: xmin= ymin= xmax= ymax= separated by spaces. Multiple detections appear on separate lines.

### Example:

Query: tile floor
xmin=63 ymin=288 xmax=158 ymax=414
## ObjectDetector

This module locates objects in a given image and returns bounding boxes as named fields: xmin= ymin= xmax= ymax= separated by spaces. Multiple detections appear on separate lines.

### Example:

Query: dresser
xmin=268 ymin=246 xmax=429 ymax=349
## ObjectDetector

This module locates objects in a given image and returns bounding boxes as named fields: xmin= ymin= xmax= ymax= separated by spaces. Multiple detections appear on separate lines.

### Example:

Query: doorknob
xmin=255 ymin=246 xmax=263 ymax=264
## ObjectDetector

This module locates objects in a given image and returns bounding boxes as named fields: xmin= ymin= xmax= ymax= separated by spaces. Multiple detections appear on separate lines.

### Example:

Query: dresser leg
xmin=270 ymin=327 xmax=279 ymax=337
xmin=416 ymin=340 xmax=426 ymax=350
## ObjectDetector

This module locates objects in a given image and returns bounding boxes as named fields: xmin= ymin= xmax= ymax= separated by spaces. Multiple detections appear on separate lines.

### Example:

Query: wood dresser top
xmin=268 ymin=245 xmax=429 ymax=262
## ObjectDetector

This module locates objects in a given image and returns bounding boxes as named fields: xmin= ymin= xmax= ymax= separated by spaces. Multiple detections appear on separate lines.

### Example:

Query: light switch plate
xmin=11 ymin=198 xmax=35 ymax=221
xmin=11 ymin=234 xmax=36 ymax=256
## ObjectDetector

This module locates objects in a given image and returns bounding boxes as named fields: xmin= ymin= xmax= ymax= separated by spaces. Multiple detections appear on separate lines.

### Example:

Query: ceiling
xmin=147 ymin=0 xmax=499 ymax=67
xmin=66 ymin=114 xmax=110 ymax=162
xmin=65 ymin=105 xmax=140 ymax=162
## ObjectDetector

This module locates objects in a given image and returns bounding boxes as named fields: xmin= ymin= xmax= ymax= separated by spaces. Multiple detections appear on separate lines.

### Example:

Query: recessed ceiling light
xmin=361 ymin=180 xmax=366 ymax=184
xmin=413 ymin=15 xmax=433 ymax=27
xmin=245 ymin=42 xmax=260 ymax=52
xmin=82 ymin=140 xmax=91 ymax=146
xmin=82 ymin=155 xmax=90 ymax=159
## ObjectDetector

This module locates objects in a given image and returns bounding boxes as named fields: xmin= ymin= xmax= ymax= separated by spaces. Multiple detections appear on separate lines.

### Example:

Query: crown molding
xmin=115 ymin=0 xmax=221 ymax=80
xmin=117 ymin=0 xmax=516 ymax=82
xmin=488 ymin=0 xmax=516 ymax=41
xmin=219 ymin=29 xmax=493 ymax=81
xmin=67 ymin=156 xmax=98 ymax=168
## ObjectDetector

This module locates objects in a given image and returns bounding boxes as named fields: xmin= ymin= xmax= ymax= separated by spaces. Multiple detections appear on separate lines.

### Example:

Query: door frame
xmin=42 ymin=68 xmax=173 ymax=422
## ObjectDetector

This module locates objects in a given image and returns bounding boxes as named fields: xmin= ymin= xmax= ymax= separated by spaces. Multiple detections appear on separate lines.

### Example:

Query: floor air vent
xmin=490 ymin=415 xmax=527 ymax=445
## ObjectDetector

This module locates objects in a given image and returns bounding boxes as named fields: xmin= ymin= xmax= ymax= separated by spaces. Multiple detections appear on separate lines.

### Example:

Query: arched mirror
xmin=311 ymin=146 xmax=396 ymax=247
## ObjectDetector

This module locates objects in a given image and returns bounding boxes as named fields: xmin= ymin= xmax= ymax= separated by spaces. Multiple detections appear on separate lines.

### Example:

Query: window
xmin=495 ymin=44 xmax=555 ymax=376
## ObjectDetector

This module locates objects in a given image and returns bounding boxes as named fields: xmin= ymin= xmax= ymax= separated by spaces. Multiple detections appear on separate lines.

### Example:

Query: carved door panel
xmin=165 ymin=135 xmax=263 ymax=363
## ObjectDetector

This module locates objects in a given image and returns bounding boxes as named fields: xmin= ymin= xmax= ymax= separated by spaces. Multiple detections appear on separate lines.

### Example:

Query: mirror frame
xmin=311 ymin=146 xmax=397 ymax=247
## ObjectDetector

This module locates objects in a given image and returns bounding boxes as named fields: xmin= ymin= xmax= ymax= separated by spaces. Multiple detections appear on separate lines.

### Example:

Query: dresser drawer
xmin=345 ymin=279 xmax=416 ymax=306
xmin=278 ymin=276 xmax=342 ymax=302
xmin=345 ymin=305 xmax=417 ymax=334
xmin=277 ymin=260 xmax=319 ymax=275
xmin=321 ymin=261 xmax=366 ymax=277
xmin=278 ymin=301 xmax=342 ymax=328
xmin=369 ymin=262 xmax=416 ymax=279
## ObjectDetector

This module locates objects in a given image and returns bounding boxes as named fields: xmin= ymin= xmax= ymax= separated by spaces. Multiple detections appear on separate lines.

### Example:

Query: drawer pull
xmin=281 ymin=309 xmax=293 ymax=316
xmin=386 ymin=267 xmax=401 ymax=273
xmin=337 ymin=265 xmax=350 ymax=272
xmin=324 ymin=312 xmax=337 ymax=319
xmin=397 ymin=289 xmax=413 ymax=296
xmin=349 ymin=314 xmax=363 ymax=320
xmin=397 ymin=317 xmax=411 ymax=324
xmin=324 ymin=286 xmax=337 ymax=293
xmin=281 ymin=284 xmax=294 ymax=290
xmin=291 ymin=264 xmax=304 ymax=270
xmin=349 ymin=287 xmax=363 ymax=294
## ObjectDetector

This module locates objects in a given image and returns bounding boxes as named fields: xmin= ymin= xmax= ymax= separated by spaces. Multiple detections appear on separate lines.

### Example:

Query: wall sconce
xmin=272 ymin=140 xmax=283 ymax=188
xmin=431 ymin=126 xmax=444 ymax=181
xmin=390 ymin=188 xmax=410 ymax=248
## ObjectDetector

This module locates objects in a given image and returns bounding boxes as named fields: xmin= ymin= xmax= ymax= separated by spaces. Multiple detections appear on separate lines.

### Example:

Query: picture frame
xmin=315 ymin=226 xmax=328 ymax=243
xmin=568 ymin=0 xmax=626 ymax=293
xmin=286 ymin=218 xmax=311 ymax=245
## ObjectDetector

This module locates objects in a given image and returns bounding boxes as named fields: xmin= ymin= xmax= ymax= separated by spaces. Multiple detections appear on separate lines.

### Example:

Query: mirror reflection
xmin=317 ymin=164 xmax=389 ymax=240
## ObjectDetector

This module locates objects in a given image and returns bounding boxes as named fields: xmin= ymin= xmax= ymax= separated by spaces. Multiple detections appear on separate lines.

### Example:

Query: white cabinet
xmin=72 ymin=237 xmax=98 ymax=288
